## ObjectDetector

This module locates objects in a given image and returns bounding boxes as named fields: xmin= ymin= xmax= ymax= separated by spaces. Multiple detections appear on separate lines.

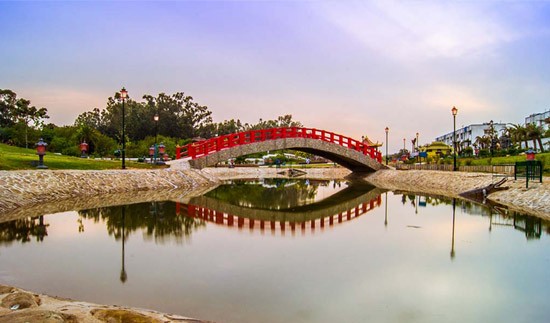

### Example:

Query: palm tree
xmin=474 ymin=135 xmax=490 ymax=149
xmin=508 ymin=124 xmax=528 ymax=149
xmin=526 ymin=123 xmax=545 ymax=152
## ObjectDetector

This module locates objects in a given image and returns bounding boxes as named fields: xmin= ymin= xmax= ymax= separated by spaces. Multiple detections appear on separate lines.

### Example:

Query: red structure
xmin=176 ymin=194 xmax=382 ymax=235
xmin=178 ymin=127 xmax=382 ymax=163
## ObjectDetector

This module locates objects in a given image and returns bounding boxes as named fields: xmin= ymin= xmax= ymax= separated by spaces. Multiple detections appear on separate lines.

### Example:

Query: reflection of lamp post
xmin=120 ymin=87 xmax=128 ymax=170
xmin=36 ymin=138 xmax=48 ymax=169
xmin=120 ymin=206 xmax=127 ymax=283
xmin=153 ymin=113 xmax=159 ymax=163
xmin=451 ymin=198 xmax=456 ymax=260
xmin=452 ymin=106 xmax=458 ymax=171
xmin=384 ymin=192 xmax=388 ymax=227
xmin=385 ymin=127 xmax=389 ymax=165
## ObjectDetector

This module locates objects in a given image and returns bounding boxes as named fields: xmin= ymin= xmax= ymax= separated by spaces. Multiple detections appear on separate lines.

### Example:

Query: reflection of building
xmin=489 ymin=211 xmax=542 ymax=239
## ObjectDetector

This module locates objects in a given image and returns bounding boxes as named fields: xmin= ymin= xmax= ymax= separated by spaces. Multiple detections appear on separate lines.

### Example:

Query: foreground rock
xmin=0 ymin=285 xmax=210 ymax=323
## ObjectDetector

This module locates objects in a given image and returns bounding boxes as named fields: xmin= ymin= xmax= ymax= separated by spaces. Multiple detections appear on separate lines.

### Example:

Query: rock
xmin=1 ymin=291 xmax=40 ymax=309
xmin=0 ymin=285 xmax=14 ymax=294
xmin=0 ymin=309 xmax=76 ymax=323
xmin=91 ymin=308 xmax=164 ymax=323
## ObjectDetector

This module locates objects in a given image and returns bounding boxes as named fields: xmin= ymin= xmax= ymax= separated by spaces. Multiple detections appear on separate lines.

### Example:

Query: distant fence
xmin=396 ymin=163 xmax=516 ymax=176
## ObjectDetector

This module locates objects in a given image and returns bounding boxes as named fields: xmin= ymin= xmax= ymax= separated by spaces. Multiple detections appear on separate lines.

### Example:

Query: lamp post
xmin=489 ymin=119 xmax=494 ymax=157
xmin=157 ymin=143 xmax=166 ymax=165
xmin=153 ymin=113 xmax=159 ymax=164
xmin=452 ymin=106 xmax=458 ymax=171
xmin=416 ymin=132 xmax=419 ymax=164
xmin=120 ymin=87 xmax=128 ymax=170
xmin=385 ymin=127 xmax=389 ymax=165
xmin=80 ymin=141 xmax=88 ymax=158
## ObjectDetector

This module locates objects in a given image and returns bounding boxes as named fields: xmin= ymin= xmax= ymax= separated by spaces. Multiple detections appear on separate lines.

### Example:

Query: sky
xmin=1 ymin=0 xmax=550 ymax=154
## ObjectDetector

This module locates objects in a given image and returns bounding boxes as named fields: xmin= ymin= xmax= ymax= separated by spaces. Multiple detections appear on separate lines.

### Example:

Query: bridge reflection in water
xmin=176 ymin=179 xmax=384 ymax=235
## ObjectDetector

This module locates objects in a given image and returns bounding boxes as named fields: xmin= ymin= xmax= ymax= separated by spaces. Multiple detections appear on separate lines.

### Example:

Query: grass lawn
xmin=459 ymin=152 xmax=550 ymax=175
xmin=0 ymin=143 xmax=158 ymax=170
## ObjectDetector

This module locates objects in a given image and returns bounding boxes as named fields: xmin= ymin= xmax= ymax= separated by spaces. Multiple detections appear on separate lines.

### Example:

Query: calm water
xmin=0 ymin=179 xmax=548 ymax=323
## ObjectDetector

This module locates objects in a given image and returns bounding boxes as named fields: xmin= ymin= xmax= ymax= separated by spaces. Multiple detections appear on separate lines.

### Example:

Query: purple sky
xmin=1 ymin=0 xmax=550 ymax=154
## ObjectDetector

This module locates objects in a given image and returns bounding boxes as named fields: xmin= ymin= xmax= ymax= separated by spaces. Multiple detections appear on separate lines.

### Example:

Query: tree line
xmin=0 ymin=88 xmax=302 ymax=158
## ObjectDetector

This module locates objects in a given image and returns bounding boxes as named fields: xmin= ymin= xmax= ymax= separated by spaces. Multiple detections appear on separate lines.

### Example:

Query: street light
xmin=452 ymin=106 xmax=458 ymax=171
xmin=416 ymin=132 xmax=419 ymax=164
xmin=120 ymin=87 xmax=128 ymax=170
xmin=154 ymin=113 xmax=159 ymax=163
xmin=385 ymin=127 xmax=389 ymax=165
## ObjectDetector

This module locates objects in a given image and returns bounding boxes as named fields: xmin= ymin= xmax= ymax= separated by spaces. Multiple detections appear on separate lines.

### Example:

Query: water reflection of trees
xmin=0 ymin=216 xmax=48 ymax=246
xmin=78 ymin=202 xmax=205 ymax=244
xmin=206 ymin=179 xmax=341 ymax=210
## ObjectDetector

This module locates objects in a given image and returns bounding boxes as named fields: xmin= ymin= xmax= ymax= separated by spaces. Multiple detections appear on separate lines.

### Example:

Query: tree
xmin=474 ymin=136 xmax=490 ymax=149
xmin=507 ymin=124 xmax=528 ymax=149
xmin=526 ymin=123 xmax=545 ymax=152
xmin=0 ymin=89 xmax=17 ymax=128
xmin=143 ymin=92 xmax=213 ymax=140
xmin=0 ymin=89 xmax=49 ymax=147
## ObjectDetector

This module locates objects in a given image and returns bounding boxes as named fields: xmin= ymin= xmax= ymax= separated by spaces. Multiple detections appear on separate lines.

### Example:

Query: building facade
xmin=525 ymin=110 xmax=550 ymax=130
xmin=435 ymin=122 xmax=507 ymax=150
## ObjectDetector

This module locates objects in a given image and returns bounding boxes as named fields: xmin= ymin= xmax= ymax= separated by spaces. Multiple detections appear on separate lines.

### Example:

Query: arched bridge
xmin=177 ymin=127 xmax=386 ymax=172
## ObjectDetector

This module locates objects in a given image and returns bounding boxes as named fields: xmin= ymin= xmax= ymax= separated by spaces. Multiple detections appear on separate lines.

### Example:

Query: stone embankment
xmin=0 ymin=169 xmax=219 ymax=221
xmin=363 ymin=169 xmax=550 ymax=220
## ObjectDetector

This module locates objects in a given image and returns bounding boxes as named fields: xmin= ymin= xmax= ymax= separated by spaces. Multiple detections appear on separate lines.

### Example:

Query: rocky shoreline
xmin=0 ymin=166 xmax=548 ymax=322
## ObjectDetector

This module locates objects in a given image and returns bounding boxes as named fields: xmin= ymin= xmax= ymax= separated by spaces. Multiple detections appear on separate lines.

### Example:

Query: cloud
xmin=314 ymin=0 xmax=521 ymax=60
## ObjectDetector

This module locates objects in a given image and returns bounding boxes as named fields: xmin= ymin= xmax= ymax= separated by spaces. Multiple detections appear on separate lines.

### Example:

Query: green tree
xmin=0 ymin=89 xmax=17 ymax=128
xmin=143 ymin=92 xmax=213 ymax=139
xmin=526 ymin=123 xmax=545 ymax=152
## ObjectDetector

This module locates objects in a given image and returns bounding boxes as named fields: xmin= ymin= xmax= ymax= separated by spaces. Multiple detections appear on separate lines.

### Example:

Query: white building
xmin=435 ymin=122 xmax=507 ymax=149
xmin=525 ymin=110 xmax=549 ymax=130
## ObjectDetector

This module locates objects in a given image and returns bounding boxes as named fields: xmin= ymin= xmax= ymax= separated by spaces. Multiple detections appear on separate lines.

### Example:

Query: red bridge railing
xmin=175 ymin=194 xmax=382 ymax=234
xmin=178 ymin=127 xmax=382 ymax=163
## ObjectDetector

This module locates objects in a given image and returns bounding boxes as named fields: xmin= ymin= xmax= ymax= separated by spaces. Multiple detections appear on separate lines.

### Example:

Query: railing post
xmin=239 ymin=132 xmax=245 ymax=144
xmin=216 ymin=137 xmax=222 ymax=151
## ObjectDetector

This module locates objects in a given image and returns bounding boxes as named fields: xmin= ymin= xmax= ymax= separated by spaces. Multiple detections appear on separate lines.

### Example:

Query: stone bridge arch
xmin=179 ymin=127 xmax=386 ymax=172
xmin=189 ymin=137 xmax=384 ymax=172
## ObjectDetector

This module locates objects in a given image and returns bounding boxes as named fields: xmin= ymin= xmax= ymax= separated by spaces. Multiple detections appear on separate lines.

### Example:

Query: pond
xmin=0 ymin=179 xmax=548 ymax=323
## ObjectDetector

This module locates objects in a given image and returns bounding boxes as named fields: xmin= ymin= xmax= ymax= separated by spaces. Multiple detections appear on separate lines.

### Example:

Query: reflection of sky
xmin=0 ymin=194 xmax=548 ymax=323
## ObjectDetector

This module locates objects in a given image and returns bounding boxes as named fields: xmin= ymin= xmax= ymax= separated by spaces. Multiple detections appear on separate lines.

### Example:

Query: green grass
xmin=459 ymin=152 xmax=550 ymax=175
xmin=0 ymin=143 xmax=157 ymax=170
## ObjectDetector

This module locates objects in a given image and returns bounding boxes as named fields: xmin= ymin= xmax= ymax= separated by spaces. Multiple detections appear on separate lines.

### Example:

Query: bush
xmin=478 ymin=149 xmax=489 ymax=158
